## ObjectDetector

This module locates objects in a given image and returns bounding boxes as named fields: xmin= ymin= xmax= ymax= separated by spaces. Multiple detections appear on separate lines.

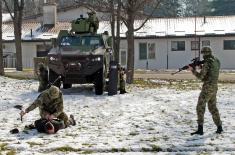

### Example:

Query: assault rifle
xmin=171 ymin=57 xmax=204 ymax=75
xmin=46 ymin=75 xmax=62 ymax=88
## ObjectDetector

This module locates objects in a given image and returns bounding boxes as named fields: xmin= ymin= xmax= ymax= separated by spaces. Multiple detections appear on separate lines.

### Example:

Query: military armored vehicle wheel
xmin=49 ymin=69 xmax=61 ymax=88
xmin=63 ymin=83 xmax=72 ymax=89
xmin=94 ymin=67 xmax=106 ymax=95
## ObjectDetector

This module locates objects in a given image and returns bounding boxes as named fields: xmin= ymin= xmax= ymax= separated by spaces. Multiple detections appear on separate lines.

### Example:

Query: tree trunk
xmin=114 ymin=0 xmax=121 ymax=63
xmin=14 ymin=0 xmax=24 ymax=71
xmin=0 ymin=0 xmax=4 ymax=75
xmin=110 ymin=1 xmax=116 ymax=60
xmin=14 ymin=19 xmax=23 ymax=71
xmin=126 ymin=18 xmax=135 ymax=84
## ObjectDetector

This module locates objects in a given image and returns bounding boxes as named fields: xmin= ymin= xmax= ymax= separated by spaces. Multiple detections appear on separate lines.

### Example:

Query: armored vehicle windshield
xmin=60 ymin=36 xmax=104 ymax=49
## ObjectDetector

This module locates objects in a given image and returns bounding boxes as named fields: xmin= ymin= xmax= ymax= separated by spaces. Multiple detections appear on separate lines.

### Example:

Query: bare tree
xmin=0 ymin=0 xmax=5 ymax=75
xmin=121 ymin=0 xmax=162 ymax=83
xmin=76 ymin=0 xmax=162 ymax=83
xmin=3 ymin=0 xmax=24 ymax=71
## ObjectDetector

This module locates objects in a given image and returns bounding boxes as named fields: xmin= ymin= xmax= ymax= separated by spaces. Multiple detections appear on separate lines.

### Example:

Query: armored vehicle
xmin=47 ymin=12 xmax=116 ymax=95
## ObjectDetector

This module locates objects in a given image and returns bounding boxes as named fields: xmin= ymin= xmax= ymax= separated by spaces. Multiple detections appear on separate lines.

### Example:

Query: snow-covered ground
xmin=0 ymin=76 xmax=234 ymax=155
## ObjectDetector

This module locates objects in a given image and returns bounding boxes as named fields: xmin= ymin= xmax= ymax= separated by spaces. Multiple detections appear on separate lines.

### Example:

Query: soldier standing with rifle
xmin=188 ymin=46 xmax=223 ymax=135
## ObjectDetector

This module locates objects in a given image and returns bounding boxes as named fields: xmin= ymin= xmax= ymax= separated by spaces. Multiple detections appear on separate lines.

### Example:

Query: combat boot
xmin=191 ymin=125 xmax=203 ymax=135
xmin=216 ymin=125 xmax=223 ymax=134
xmin=120 ymin=89 xmax=127 ymax=94
xmin=69 ymin=115 xmax=76 ymax=126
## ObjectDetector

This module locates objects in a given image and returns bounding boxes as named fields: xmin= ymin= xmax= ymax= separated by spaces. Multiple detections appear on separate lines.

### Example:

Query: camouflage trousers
xmin=41 ymin=111 xmax=70 ymax=127
xmin=119 ymin=72 xmax=126 ymax=92
xmin=120 ymin=79 xmax=126 ymax=91
xmin=57 ymin=112 xmax=69 ymax=127
xmin=196 ymin=84 xmax=222 ymax=126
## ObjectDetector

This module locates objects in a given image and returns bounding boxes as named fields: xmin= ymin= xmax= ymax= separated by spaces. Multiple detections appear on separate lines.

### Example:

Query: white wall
xmin=120 ymin=36 xmax=235 ymax=70
xmin=204 ymin=36 xmax=235 ymax=69
xmin=131 ymin=38 xmax=195 ymax=70
xmin=4 ymin=35 xmax=235 ymax=70
xmin=22 ymin=43 xmax=37 ymax=68
xmin=4 ymin=42 xmax=50 ymax=69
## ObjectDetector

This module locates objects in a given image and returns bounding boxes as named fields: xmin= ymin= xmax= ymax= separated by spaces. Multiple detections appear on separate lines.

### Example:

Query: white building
xmin=117 ymin=16 xmax=235 ymax=70
xmin=2 ymin=2 xmax=235 ymax=69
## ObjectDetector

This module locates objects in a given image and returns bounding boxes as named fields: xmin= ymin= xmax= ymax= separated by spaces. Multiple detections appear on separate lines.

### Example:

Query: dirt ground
xmin=4 ymin=68 xmax=235 ymax=82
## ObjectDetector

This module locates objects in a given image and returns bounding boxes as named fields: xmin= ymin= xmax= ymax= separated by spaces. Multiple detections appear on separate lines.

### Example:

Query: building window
xmin=139 ymin=43 xmax=156 ymax=60
xmin=120 ymin=50 xmax=127 ymax=66
xmin=148 ymin=43 xmax=156 ymax=59
xmin=171 ymin=41 xmax=185 ymax=51
xmin=191 ymin=41 xmax=200 ymax=50
xmin=139 ymin=43 xmax=147 ymax=60
xmin=202 ymin=40 xmax=210 ymax=47
xmin=224 ymin=40 xmax=235 ymax=50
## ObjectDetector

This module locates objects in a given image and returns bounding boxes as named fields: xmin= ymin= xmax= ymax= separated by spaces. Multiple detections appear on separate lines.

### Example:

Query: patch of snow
xmin=0 ymin=76 xmax=234 ymax=154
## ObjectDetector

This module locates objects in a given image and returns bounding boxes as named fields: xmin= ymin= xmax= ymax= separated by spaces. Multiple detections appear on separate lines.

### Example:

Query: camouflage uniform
xmin=25 ymin=86 xmax=70 ymax=127
xmin=192 ymin=47 xmax=222 ymax=127
xmin=88 ymin=11 xmax=99 ymax=33
xmin=37 ymin=63 xmax=49 ymax=92
xmin=118 ymin=65 xmax=127 ymax=94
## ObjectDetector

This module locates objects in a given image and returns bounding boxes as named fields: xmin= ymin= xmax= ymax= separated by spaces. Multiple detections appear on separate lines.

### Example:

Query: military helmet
xmin=201 ymin=46 xmax=212 ymax=55
xmin=48 ymin=86 xmax=60 ymax=99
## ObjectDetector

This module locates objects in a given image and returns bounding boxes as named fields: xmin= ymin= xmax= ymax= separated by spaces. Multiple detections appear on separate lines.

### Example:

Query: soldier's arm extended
xmin=192 ymin=62 xmax=209 ymax=80
xmin=25 ymin=95 xmax=43 ymax=113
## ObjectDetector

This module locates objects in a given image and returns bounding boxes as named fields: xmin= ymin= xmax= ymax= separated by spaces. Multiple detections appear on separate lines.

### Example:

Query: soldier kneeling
xmin=20 ymin=86 xmax=76 ymax=134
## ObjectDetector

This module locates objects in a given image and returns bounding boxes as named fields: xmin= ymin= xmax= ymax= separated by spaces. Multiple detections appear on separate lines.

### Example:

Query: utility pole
xmin=194 ymin=0 xmax=200 ymax=58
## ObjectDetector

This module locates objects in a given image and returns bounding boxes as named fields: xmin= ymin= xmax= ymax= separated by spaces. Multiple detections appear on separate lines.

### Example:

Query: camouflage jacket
xmin=192 ymin=55 xmax=220 ymax=86
xmin=25 ymin=90 xmax=64 ymax=119
xmin=38 ymin=69 xmax=48 ymax=85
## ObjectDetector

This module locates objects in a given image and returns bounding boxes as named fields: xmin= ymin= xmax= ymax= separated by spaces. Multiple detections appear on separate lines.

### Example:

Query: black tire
xmin=94 ymin=67 xmax=105 ymax=95
xmin=49 ymin=69 xmax=61 ymax=88
xmin=63 ymin=83 xmax=72 ymax=89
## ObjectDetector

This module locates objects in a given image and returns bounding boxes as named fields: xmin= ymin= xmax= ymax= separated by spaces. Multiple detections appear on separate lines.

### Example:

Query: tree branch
xmin=75 ymin=0 xmax=111 ymax=13
xmin=2 ymin=0 xmax=15 ymax=20
xmin=134 ymin=0 xmax=162 ymax=31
